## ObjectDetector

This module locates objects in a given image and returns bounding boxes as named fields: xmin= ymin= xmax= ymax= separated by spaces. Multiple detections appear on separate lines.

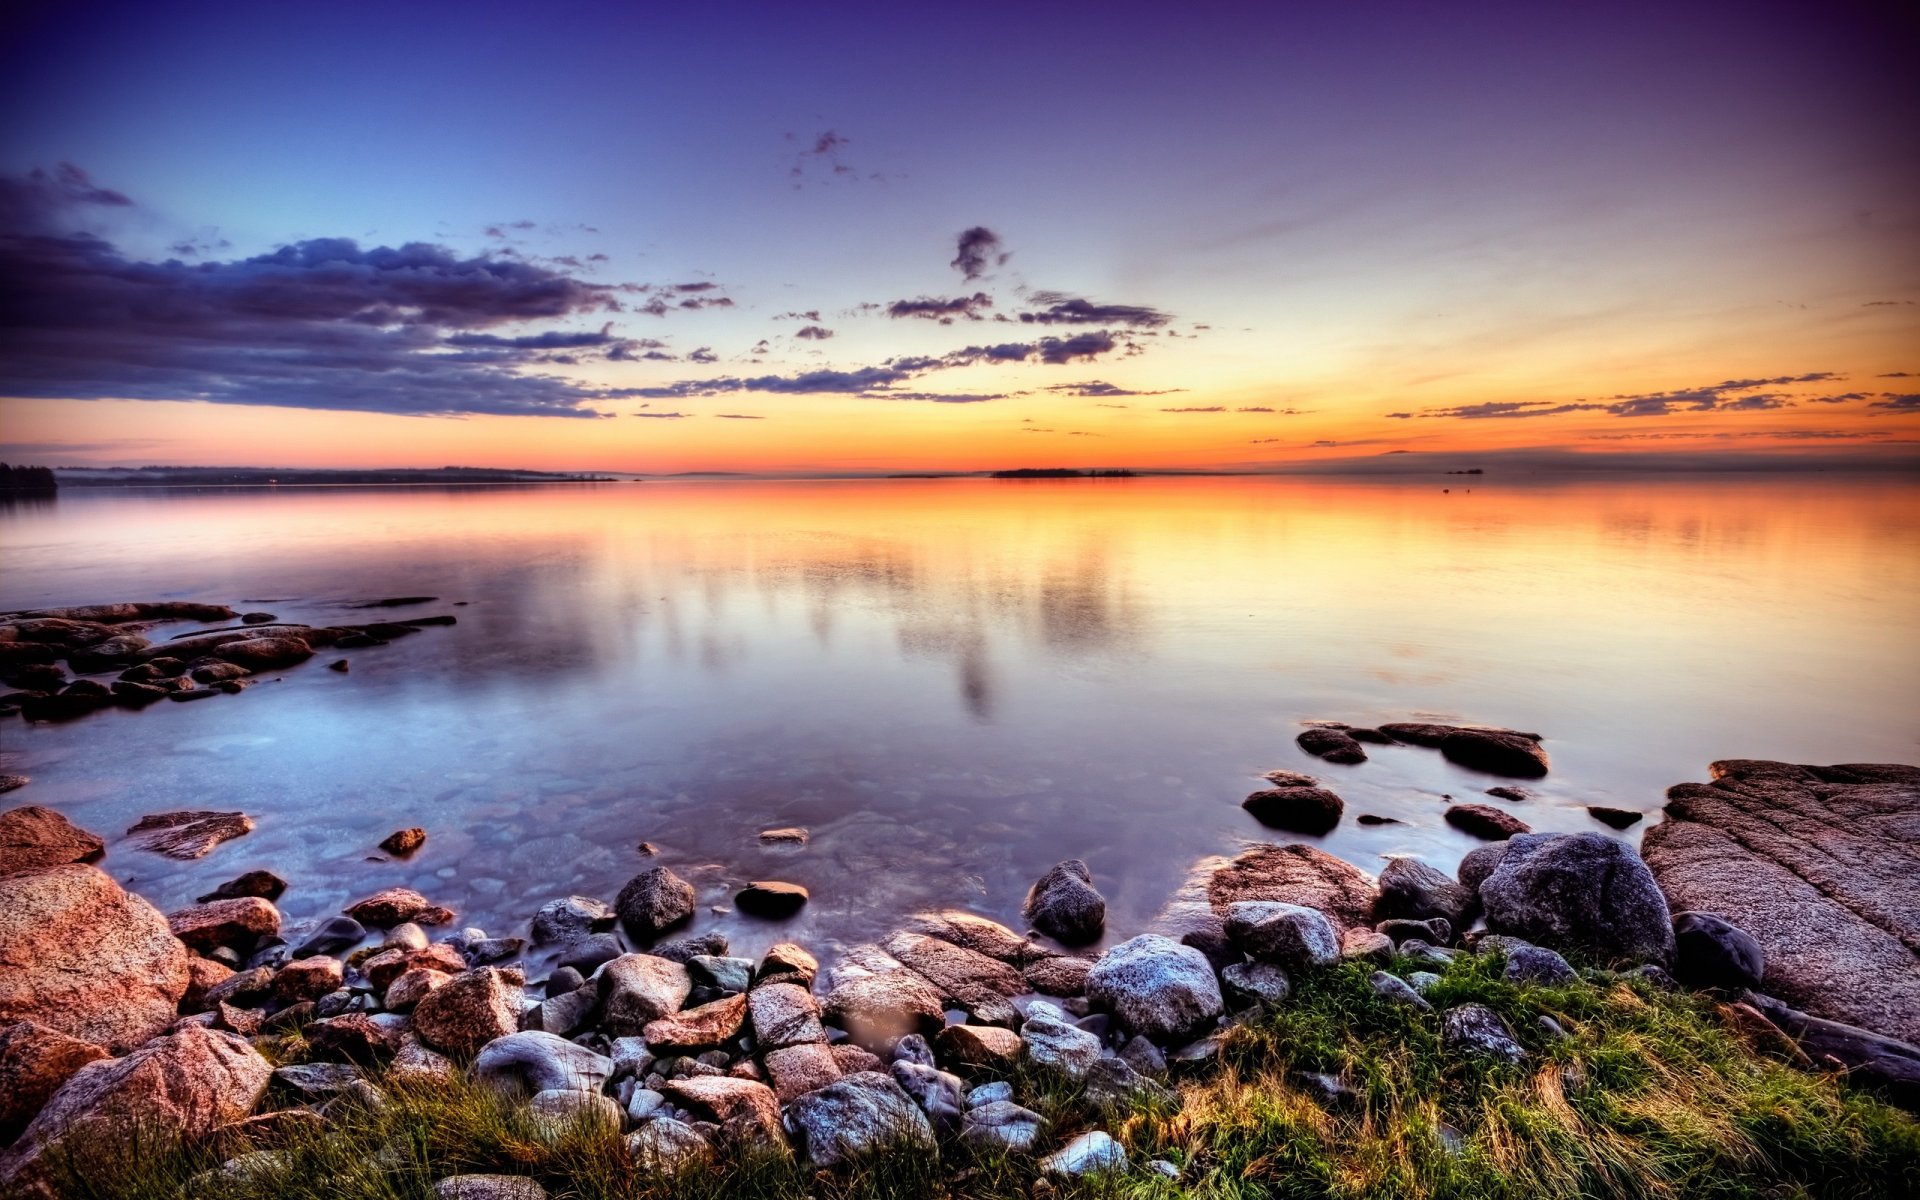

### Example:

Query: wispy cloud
xmin=887 ymin=293 xmax=992 ymax=322
xmin=1044 ymin=380 xmax=1181 ymax=397
xmin=1017 ymin=292 xmax=1171 ymax=329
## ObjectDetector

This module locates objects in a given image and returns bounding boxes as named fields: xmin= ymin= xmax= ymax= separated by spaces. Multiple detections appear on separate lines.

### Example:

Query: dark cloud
xmin=1880 ymin=371 xmax=1914 ymax=378
xmin=0 ymin=168 xmax=649 ymax=418
xmin=713 ymin=413 xmax=764 ymax=419
xmin=1863 ymin=300 xmax=1916 ymax=307
xmin=632 ymin=411 xmax=690 ymax=419
xmin=876 ymin=392 xmax=1006 ymax=403
xmin=950 ymin=331 xmax=1118 ymax=366
xmin=951 ymin=227 xmax=1006 ymax=281
xmin=887 ymin=293 xmax=993 ymax=322
xmin=1392 ymin=373 xmax=1847 ymax=421
xmin=789 ymin=130 xmax=876 ymax=187
xmin=688 ymin=347 xmax=718 ymax=364
xmin=774 ymin=310 xmax=821 ymax=321
xmin=1161 ymin=406 xmax=1226 ymax=413
xmin=1017 ymin=292 xmax=1172 ymax=329
xmin=1044 ymin=380 xmax=1181 ymax=397
xmin=1871 ymin=393 xmax=1920 ymax=411
xmin=795 ymin=325 xmax=834 ymax=340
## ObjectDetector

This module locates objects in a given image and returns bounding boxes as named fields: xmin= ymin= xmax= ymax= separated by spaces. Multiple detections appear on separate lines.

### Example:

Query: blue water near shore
xmin=3 ymin=474 xmax=1916 ymax=966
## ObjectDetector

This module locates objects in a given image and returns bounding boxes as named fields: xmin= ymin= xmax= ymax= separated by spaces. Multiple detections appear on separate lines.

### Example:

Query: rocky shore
xmin=2 ymin=755 xmax=1916 ymax=1197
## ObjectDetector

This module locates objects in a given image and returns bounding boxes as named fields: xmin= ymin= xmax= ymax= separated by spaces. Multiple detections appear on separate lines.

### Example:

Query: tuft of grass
xmin=43 ymin=953 xmax=1920 ymax=1200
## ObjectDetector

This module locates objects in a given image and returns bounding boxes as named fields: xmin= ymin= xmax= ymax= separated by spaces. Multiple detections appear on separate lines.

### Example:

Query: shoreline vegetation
xmin=0 ymin=600 xmax=1917 ymax=1198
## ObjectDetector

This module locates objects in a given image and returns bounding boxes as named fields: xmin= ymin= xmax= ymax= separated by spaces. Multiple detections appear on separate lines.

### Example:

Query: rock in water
xmin=616 ymin=867 xmax=695 ymax=938
xmin=783 ymin=1071 xmax=937 ymax=1167
xmin=1670 ymin=912 xmax=1765 ymax=991
xmin=379 ymin=827 xmax=427 ymax=855
xmin=1479 ymin=833 xmax=1674 ymax=965
xmin=197 ymin=870 xmax=288 ymax=904
xmin=0 ymin=1025 xmax=272 ymax=1199
xmin=735 ymin=880 xmax=808 ymax=919
xmin=126 ymin=810 xmax=253 ymax=859
xmin=0 ymin=863 xmax=190 ymax=1051
xmin=1588 ymin=806 xmax=1644 ymax=829
xmin=0 ymin=1021 xmax=110 ymax=1144
xmin=1642 ymin=760 xmax=1920 ymax=1044
xmin=344 ymin=887 xmax=438 ymax=927
xmin=1022 ymin=859 xmax=1106 ymax=943
xmin=1297 ymin=726 xmax=1367 ymax=764
xmin=0 ymin=806 xmax=104 ymax=872
xmin=1445 ymin=804 xmax=1531 ymax=840
xmin=1241 ymin=780 xmax=1345 ymax=835
xmin=1085 ymin=934 xmax=1224 ymax=1043
xmin=1374 ymin=857 xmax=1477 ymax=929
xmin=1438 ymin=729 xmax=1549 ymax=777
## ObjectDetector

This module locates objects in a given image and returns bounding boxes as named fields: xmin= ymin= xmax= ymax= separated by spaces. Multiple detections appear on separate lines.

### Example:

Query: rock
xmin=1225 ymin=901 xmax=1340 ymax=971
xmin=182 ymin=957 xmax=234 ymax=1010
xmin=957 ymin=1097 xmax=1047 ymax=1151
xmin=67 ymin=634 xmax=153 ymax=672
xmin=643 ymin=993 xmax=748 ymax=1051
xmin=1022 ymin=859 xmax=1106 ymax=943
xmin=362 ymin=942 xmax=465 ymax=990
xmin=1481 ymin=832 xmax=1674 ymax=965
xmin=1503 ymin=945 xmax=1578 ymax=985
xmin=1297 ymin=726 xmax=1367 ymax=764
xmin=0 ymin=1021 xmax=110 ymax=1144
xmin=379 ymin=827 xmax=427 ymax=855
xmin=1041 ymin=1129 xmax=1128 ymax=1178
xmin=285 ymin=915 xmax=362 ymax=957
xmin=1409 ymin=971 xmax=1442 ymax=994
xmin=0 ymin=806 xmax=104 ymax=872
xmin=386 ymin=922 xmax=430 ymax=951
xmin=432 ymin=1175 xmax=549 ymax=1200
xmin=784 ymin=1071 xmax=936 ymax=1166
xmin=1442 ymin=1003 xmax=1525 ymax=1064
xmin=1342 ymin=928 xmax=1395 ymax=963
xmin=761 ymin=1042 xmax=841 ymax=1101
xmin=1397 ymin=938 xmax=1458 ymax=971
xmin=1242 ymin=779 xmax=1345 ymax=835
xmin=1439 ymin=729 xmax=1550 ymax=777
xmin=385 ymin=968 xmax=451 ymax=1012
xmin=391 ymin=1034 xmax=457 ymax=1081
xmin=271 ymin=1061 xmax=362 ymax=1101
xmin=307 ymin=1013 xmax=401 ymax=1063
xmin=659 ymin=1075 xmax=781 ymax=1145
xmin=1642 ymin=761 xmax=1920 ymax=1043
xmin=201 ymin=965 xmax=274 ymax=1010
xmin=189 ymin=661 xmax=251 ymax=684
xmin=687 ymin=955 xmax=753 ymax=995
xmin=1221 ymin=961 xmax=1292 ymax=1008
xmin=599 ymin=954 xmax=693 ymax=1036
xmin=650 ymin=931 xmax=729 ymax=963
xmin=1021 ymin=1006 xmax=1104 ymax=1079
xmin=1369 ymin=971 xmax=1432 ymax=1011
xmin=0 ymin=863 xmax=190 ymax=1051
xmin=197 ymin=870 xmax=287 ymax=904
xmin=759 ymin=826 xmax=809 ymax=844
xmin=344 ymin=887 xmax=439 ymax=927
xmin=754 ymin=942 xmax=819 ymax=988
xmin=412 ymin=968 xmax=524 ymax=1057
xmin=1084 ymin=1054 xmax=1173 ymax=1111
xmin=0 ymin=1026 xmax=271 ymax=1199
xmin=1670 ymin=912 xmax=1766 ymax=991
xmin=735 ymin=880 xmax=808 ymax=919
xmin=616 ymin=867 xmax=696 ymax=938
xmin=473 ymin=1031 xmax=613 ymax=1095
xmin=1445 ymin=804 xmax=1531 ymax=839
xmin=891 ymin=1060 xmax=965 ymax=1135
xmin=882 ymin=931 xmax=1026 ymax=1024
xmin=1203 ymin=842 xmax=1379 ymax=930
xmin=1457 ymin=843 xmax=1509 ymax=893
xmin=626 ymin=1118 xmax=712 ymax=1172
xmin=935 ymin=1022 xmax=1021 ymax=1069
xmin=526 ymin=1088 xmax=623 ymax=1137
xmin=1085 ymin=934 xmax=1224 ymax=1043
xmin=1377 ymin=917 xmax=1452 ymax=946
xmin=126 ymin=810 xmax=253 ymax=859
xmin=747 ymin=981 xmax=826 ymax=1049
xmin=1019 ymin=954 xmax=1090 ymax=996
xmin=168 ymin=897 xmax=280 ymax=952
xmin=822 ymin=970 xmax=946 ymax=1052
xmin=274 ymin=955 xmax=344 ymax=1002
xmin=1487 ymin=786 xmax=1530 ymax=802
xmin=1119 ymin=1035 xmax=1168 ymax=1077
xmin=530 ymin=895 xmax=615 ymax=944
xmin=207 ymin=636 xmax=312 ymax=670
xmin=1740 ymin=990 xmax=1920 ymax=1106
xmin=1375 ymin=857 xmax=1477 ymax=929
xmin=110 ymin=680 xmax=168 ymax=706
xmin=1588 ymin=806 xmax=1644 ymax=829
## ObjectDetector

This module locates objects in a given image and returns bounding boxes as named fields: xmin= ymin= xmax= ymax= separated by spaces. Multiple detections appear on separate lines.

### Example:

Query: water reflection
xmin=2 ymin=475 xmax=1916 ymax=965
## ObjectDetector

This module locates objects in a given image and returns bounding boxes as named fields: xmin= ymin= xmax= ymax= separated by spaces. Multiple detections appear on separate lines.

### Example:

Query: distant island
xmin=989 ymin=468 xmax=1139 ymax=479
xmin=46 ymin=465 xmax=616 ymax=488
xmin=0 ymin=463 xmax=58 ymax=492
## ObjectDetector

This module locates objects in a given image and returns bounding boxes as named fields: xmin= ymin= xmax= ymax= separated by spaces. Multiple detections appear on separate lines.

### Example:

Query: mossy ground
xmin=51 ymin=952 xmax=1920 ymax=1200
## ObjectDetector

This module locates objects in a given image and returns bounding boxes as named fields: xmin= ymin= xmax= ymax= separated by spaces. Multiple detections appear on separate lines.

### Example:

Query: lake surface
xmin=3 ymin=475 xmax=1917 ymax=969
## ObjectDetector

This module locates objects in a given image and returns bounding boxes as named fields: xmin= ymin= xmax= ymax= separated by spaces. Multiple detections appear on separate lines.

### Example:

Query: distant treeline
xmin=0 ymin=463 xmax=57 ymax=492
xmin=54 ymin=466 xmax=615 ymax=487
xmin=989 ymin=468 xmax=1139 ymax=479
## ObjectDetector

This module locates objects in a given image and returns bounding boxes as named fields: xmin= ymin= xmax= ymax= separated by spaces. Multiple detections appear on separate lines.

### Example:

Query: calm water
xmin=3 ymin=475 xmax=1917 ymax=967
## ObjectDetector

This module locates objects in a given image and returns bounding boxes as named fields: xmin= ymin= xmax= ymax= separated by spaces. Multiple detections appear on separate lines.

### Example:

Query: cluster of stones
xmin=0 ymin=599 xmax=457 ymax=722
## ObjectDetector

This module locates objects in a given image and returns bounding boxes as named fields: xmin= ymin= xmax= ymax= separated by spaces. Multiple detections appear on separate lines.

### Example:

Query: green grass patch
xmin=46 ymin=954 xmax=1920 ymax=1200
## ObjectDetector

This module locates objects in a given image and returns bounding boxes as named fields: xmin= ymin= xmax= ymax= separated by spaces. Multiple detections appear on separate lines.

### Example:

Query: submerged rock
xmin=379 ymin=827 xmax=427 ymax=856
xmin=1023 ymin=859 xmax=1106 ymax=943
xmin=1588 ymin=805 xmax=1644 ymax=829
xmin=126 ymin=810 xmax=254 ymax=859
xmin=197 ymin=870 xmax=288 ymax=904
xmin=1444 ymin=804 xmax=1531 ymax=840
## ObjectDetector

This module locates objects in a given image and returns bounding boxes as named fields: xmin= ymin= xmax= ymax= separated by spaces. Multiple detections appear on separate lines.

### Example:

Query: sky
xmin=1 ymin=0 xmax=1916 ymax=474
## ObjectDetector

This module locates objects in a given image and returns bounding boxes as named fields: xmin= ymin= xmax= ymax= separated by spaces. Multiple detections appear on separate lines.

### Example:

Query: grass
xmin=42 ymin=952 xmax=1920 ymax=1200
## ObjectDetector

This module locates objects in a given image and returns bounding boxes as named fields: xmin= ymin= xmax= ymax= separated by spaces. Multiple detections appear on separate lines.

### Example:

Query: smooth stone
xmin=966 ymin=1081 xmax=1013 ymax=1107
xmin=960 ymin=1100 xmax=1046 ymax=1152
xmin=1504 ymin=945 xmax=1579 ymax=986
xmin=734 ymin=881 xmax=809 ymax=919
xmin=1241 ymin=784 xmax=1344 ymax=835
xmin=1375 ymin=857 xmax=1477 ymax=930
xmin=1041 ymin=1129 xmax=1128 ymax=1178
xmin=625 ymin=1118 xmax=711 ymax=1172
xmin=890 ymin=1060 xmax=966 ymax=1136
xmin=474 ymin=1031 xmax=613 ymax=1095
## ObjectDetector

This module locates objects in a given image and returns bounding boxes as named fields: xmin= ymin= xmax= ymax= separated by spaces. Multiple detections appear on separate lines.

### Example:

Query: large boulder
xmin=1223 ymin=902 xmax=1340 ymax=971
xmin=167 ymin=897 xmax=280 ymax=951
xmin=412 ymin=968 xmax=524 ymax=1057
xmin=1085 ymin=935 xmax=1224 ymax=1044
xmin=1375 ymin=857 xmax=1476 ymax=930
xmin=343 ymin=887 xmax=439 ymax=927
xmin=615 ymin=867 xmax=695 ymax=939
xmin=1478 ymin=833 xmax=1674 ymax=965
xmin=0 ymin=806 xmax=104 ymax=873
xmin=597 ymin=954 xmax=692 ymax=1036
xmin=0 ymin=863 xmax=190 ymax=1051
xmin=747 ymin=982 xmax=826 ymax=1049
xmin=783 ymin=1071 xmax=936 ymax=1167
xmin=0 ymin=1021 xmax=109 ymax=1144
xmin=1670 ymin=912 xmax=1765 ymax=991
xmin=473 ymin=1031 xmax=613 ymax=1096
xmin=0 ymin=1025 xmax=271 ymax=1199
xmin=1022 ymin=860 xmax=1106 ymax=944
xmin=1643 ymin=761 xmax=1920 ymax=1043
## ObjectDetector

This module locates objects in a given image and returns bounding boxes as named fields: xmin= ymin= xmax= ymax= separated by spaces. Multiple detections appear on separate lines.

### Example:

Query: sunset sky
xmin=1 ymin=0 xmax=1916 ymax=474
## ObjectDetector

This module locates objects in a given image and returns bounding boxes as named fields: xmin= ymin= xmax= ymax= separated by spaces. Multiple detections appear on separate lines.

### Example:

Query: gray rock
xmin=432 ymin=1175 xmax=548 ymax=1200
xmin=615 ymin=868 xmax=695 ymax=939
xmin=960 ymin=1100 xmax=1047 ymax=1152
xmin=966 ymin=1081 xmax=1012 ymax=1108
xmin=1022 ymin=859 xmax=1105 ymax=944
xmin=531 ymin=896 xmax=614 ymax=945
xmin=783 ymin=1071 xmax=937 ymax=1167
xmin=473 ymin=1031 xmax=613 ymax=1096
xmin=271 ymin=1062 xmax=361 ymax=1100
xmin=1396 ymin=939 xmax=1459 ymax=970
xmin=1479 ymin=833 xmax=1675 ymax=965
xmin=686 ymin=955 xmax=753 ymax=995
xmin=554 ymin=934 xmax=622 ymax=976
xmin=1408 ymin=971 xmax=1442 ymax=994
xmin=1442 ymin=1003 xmax=1525 ymax=1064
xmin=625 ymin=1117 xmax=711 ymax=1172
xmin=1083 ymin=1055 xmax=1173 ymax=1110
xmin=534 ymin=986 xmax=598 ymax=1037
xmin=1503 ymin=945 xmax=1578 ymax=986
xmin=1670 ymin=912 xmax=1765 ymax=991
xmin=1041 ymin=1129 xmax=1128 ymax=1177
xmin=544 ymin=967 xmax=585 ymax=998
xmin=627 ymin=1088 xmax=666 ymax=1123
xmin=1377 ymin=917 xmax=1452 ymax=946
xmin=891 ymin=1033 xmax=935 ymax=1067
xmin=1375 ymin=858 xmax=1477 ymax=929
xmin=1085 ymin=935 xmax=1224 ymax=1044
xmin=890 ymin=1061 xmax=966 ymax=1136
xmin=1220 ymin=960 xmax=1292 ymax=1008
xmin=1368 ymin=971 xmax=1432 ymax=1012
xmin=1020 ymin=1006 xmax=1103 ymax=1079
xmin=293 ymin=916 xmax=365 ymax=958
xmin=650 ymin=932 xmax=729 ymax=964
xmin=1118 ymin=1034 xmax=1168 ymax=1078
xmin=1148 ymin=1159 xmax=1182 ymax=1179
xmin=1457 ymin=843 xmax=1510 ymax=894
xmin=1224 ymin=901 xmax=1340 ymax=971
xmin=610 ymin=1036 xmax=656 ymax=1082
xmin=1168 ymin=1031 xmax=1226 ymax=1066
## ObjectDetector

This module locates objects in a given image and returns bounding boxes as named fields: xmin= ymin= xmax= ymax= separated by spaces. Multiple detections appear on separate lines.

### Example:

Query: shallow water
xmin=3 ymin=475 xmax=1917 ymax=967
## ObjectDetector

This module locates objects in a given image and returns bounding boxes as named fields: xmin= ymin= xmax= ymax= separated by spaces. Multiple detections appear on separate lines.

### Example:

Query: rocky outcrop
xmin=0 ymin=863 xmax=190 ymax=1051
xmin=0 ymin=806 xmax=104 ymax=872
xmin=880 ymin=931 xmax=1024 ymax=1025
xmin=0 ymin=1025 xmax=271 ymax=1198
xmin=1479 ymin=833 xmax=1674 ymax=965
xmin=1643 ymin=760 xmax=1920 ymax=1043
xmin=1203 ymin=842 xmax=1379 ymax=930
